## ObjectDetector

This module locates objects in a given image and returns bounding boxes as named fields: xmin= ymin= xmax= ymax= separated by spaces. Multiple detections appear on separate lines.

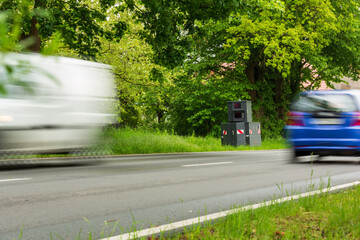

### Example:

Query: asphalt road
xmin=1 ymin=150 xmax=360 ymax=239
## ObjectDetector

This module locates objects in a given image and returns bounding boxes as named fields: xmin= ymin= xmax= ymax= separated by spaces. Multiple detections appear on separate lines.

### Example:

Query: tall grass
xmin=104 ymin=127 xmax=288 ymax=155
xmin=0 ymin=127 xmax=287 ymax=162
xmin=163 ymin=185 xmax=360 ymax=239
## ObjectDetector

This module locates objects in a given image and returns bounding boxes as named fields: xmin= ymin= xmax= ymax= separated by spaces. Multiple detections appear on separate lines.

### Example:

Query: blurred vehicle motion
xmin=285 ymin=90 xmax=360 ymax=162
xmin=0 ymin=53 xmax=115 ymax=154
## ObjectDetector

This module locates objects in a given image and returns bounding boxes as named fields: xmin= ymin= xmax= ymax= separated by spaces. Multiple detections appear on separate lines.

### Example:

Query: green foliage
xmin=104 ymin=127 xmax=287 ymax=154
xmin=130 ymin=0 xmax=238 ymax=68
xmin=170 ymin=72 xmax=250 ymax=136
xmin=0 ymin=0 xmax=126 ymax=58
xmin=0 ymin=11 xmax=35 ymax=96
xmin=130 ymin=0 xmax=360 ymax=138
xmin=0 ymin=12 xmax=24 ymax=52
xmin=4 ymin=0 xmax=360 ymax=139
xmin=95 ymin=6 xmax=170 ymax=129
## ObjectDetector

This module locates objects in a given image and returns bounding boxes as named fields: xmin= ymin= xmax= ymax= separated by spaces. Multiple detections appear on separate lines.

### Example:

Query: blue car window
xmin=291 ymin=94 xmax=357 ymax=112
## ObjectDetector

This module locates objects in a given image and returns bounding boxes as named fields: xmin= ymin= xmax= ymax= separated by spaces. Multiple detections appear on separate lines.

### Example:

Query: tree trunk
xmin=275 ymin=77 xmax=285 ymax=120
xmin=245 ymin=60 xmax=257 ymax=101
xmin=157 ymin=109 xmax=164 ymax=124
xmin=245 ymin=59 xmax=265 ymax=120
xmin=290 ymin=61 xmax=303 ymax=97
xmin=28 ymin=0 xmax=47 ymax=52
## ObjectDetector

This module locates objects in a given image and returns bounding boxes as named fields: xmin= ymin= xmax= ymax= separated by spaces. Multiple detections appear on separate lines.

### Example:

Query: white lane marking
xmin=182 ymin=162 xmax=233 ymax=167
xmin=100 ymin=180 xmax=360 ymax=240
xmin=0 ymin=178 xmax=31 ymax=183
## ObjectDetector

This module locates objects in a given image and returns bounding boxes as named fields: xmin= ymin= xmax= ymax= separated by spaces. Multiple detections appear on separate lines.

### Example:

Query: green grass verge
xmin=154 ymin=185 xmax=360 ymax=239
xmin=105 ymin=127 xmax=288 ymax=155
xmin=0 ymin=128 xmax=287 ymax=160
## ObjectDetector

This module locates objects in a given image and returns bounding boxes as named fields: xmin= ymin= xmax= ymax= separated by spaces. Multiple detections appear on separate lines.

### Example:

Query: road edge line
xmin=101 ymin=180 xmax=360 ymax=240
xmin=0 ymin=178 xmax=31 ymax=182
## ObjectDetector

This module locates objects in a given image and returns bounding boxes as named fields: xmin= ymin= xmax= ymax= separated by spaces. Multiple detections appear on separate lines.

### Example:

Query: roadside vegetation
xmin=0 ymin=127 xmax=287 ymax=160
xmin=3 ymin=1 xmax=360 ymax=140
xmin=143 ymin=184 xmax=360 ymax=240
xmin=104 ymin=127 xmax=287 ymax=155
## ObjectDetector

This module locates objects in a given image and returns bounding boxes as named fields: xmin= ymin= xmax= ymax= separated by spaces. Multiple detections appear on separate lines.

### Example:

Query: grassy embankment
xmin=151 ymin=184 xmax=360 ymax=240
xmin=1 ymin=127 xmax=287 ymax=160
xmin=67 ymin=183 xmax=360 ymax=239
xmin=103 ymin=127 xmax=288 ymax=155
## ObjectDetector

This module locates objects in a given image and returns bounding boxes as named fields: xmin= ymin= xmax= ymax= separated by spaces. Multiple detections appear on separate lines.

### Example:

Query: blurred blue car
xmin=284 ymin=90 xmax=360 ymax=162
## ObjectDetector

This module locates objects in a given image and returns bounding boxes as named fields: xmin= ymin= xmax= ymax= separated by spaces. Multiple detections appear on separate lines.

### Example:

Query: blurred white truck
xmin=0 ymin=53 xmax=115 ymax=154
